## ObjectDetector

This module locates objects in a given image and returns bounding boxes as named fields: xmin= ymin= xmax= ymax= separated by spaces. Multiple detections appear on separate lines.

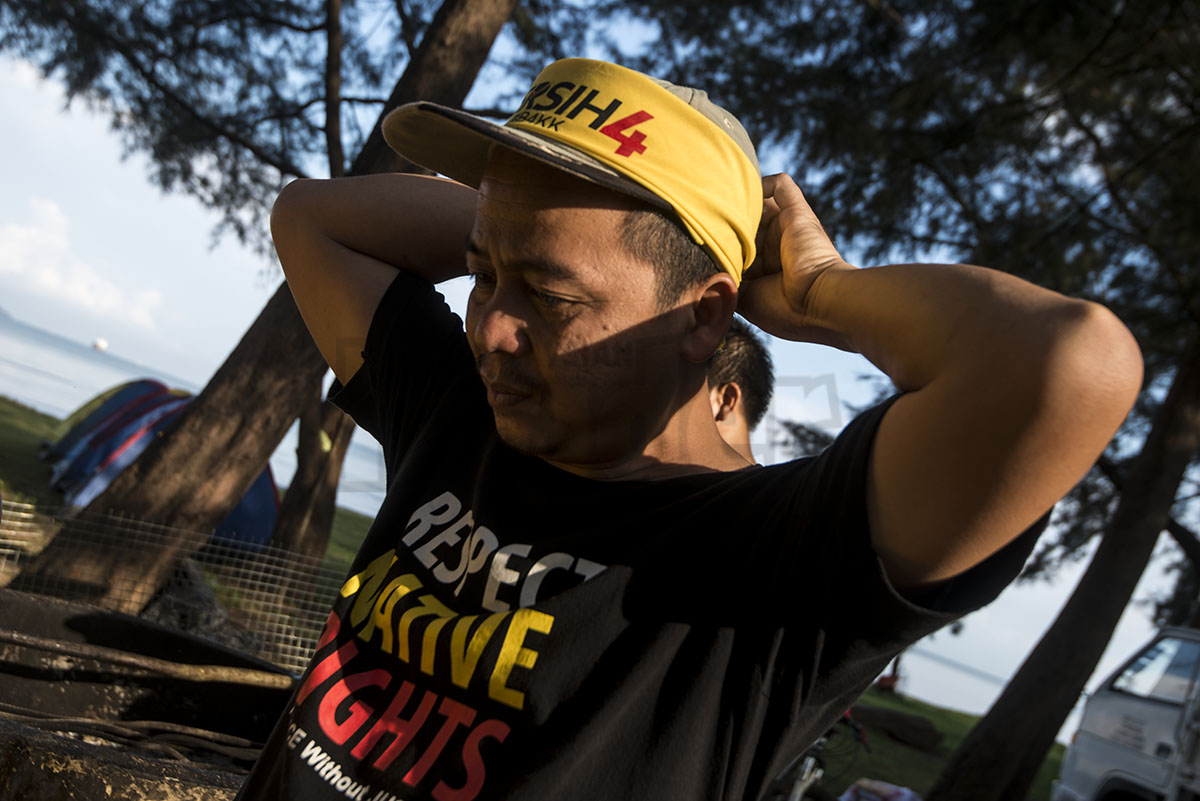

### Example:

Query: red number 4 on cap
xmin=600 ymin=111 xmax=654 ymax=157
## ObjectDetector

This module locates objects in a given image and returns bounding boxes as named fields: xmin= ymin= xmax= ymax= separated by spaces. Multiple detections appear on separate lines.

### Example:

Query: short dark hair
xmin=618 ymin=207 xmax=719 ymax=308
xmin=706 ymin=317 xmax=774 ymax=430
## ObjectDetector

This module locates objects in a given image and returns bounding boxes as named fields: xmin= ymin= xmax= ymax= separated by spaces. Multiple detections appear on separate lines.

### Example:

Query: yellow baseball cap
xmin=381 ymin=58 xmax=762 ymax=284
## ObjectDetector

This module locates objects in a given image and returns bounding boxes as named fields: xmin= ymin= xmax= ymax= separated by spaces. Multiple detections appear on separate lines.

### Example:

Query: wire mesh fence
xmin=0 ymin=498 xmax=346 ymax=675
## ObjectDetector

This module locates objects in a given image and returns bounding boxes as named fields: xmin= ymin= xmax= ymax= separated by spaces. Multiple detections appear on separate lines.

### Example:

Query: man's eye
xmin=469 ymin=271 xmax=496 ymax=289
xmin=531 ymin=289 xmax=571 ymax=308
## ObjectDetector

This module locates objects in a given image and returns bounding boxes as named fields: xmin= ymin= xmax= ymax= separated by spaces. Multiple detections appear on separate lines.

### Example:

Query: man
xmin=243 ymin=58 xmax=1141 ymax=801
xmin=707 ymin=317 xmax=773 ymax=463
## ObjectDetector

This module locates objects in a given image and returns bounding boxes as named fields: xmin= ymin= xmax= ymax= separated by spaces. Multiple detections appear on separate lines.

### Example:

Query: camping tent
xmin=45 ymin=380 xmax=279 ymax=549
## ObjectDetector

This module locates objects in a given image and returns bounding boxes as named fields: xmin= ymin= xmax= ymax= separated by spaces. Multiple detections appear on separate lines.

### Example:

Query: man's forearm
xmin=801 ymin=261 xmax=1142 ymax=588
xmin=270 ymin=173 xmax=478 ymax=382
xmin=272 ymin=173 xmax=478 ymax=284
xmin=804 ymin=261 xmax=1131 ymax=396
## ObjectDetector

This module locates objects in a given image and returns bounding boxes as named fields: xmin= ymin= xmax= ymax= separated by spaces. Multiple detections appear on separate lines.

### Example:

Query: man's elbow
xmin=270 ymin=179 xmax=321 ymax=278
xmin=271 ymin=178 xmax=312 ymax=226
xmin=1052 ymin=300 xmax=1143 ymax=434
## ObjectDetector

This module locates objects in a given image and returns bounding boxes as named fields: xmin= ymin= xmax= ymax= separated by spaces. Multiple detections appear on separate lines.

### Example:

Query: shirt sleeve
xmin=327 ymin=271 xmax=476 ymax=465
xmin=792 ymin=397 xmax=1046 ymax=641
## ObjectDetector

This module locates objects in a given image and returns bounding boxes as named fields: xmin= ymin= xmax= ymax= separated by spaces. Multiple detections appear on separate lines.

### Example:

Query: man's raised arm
xmin=270 ymin=174 xmax=478 ymax=383
xmin=739 ymin=174 xmax=1143 ymax=592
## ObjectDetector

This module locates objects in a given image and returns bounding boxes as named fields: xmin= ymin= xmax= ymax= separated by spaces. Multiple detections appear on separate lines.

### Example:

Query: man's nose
xmin=473 ymin=295 xmax=530 ymax=356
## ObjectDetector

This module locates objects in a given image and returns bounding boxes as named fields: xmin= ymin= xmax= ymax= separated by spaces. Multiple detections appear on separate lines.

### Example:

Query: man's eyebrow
xmin=464 ymin=238 xmax=493 ymax=263
xmin=464 ymin=238 xmax=578 ymax=281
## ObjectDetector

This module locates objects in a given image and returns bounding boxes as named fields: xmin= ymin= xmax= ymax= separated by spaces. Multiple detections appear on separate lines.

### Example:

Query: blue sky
xmin=0 ymin=57 xmax=276 ymax=383
xmin=0 ymin=53 xmax=1178 ymax=740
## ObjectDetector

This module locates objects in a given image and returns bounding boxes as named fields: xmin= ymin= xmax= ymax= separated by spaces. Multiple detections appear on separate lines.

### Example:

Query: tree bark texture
xmin=271 ymin=0 xmax=350 ymax=566
xmin=268 ymin=383 xmax=356 ymax=613
xmin=324 ymin=0 xmax=346 ymax=180
xmin=268 ymin=374 xmax=355 ymax=561
xmin=14 ymin=0 xmax=519 ymax=614
xmin=926 ymin=336 xmax=1200 ymax=801
xmin=1098 ymin=455 xmax=1200 ymax=583
xmin=12 ymin=282 xmax=327 ymax=612
xmin=350 ymin=0 xmax=519 ymax=175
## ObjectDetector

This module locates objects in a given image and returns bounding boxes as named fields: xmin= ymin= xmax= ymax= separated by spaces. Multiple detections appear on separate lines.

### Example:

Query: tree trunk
xmin=13 ymin=0 xmax=519 ymax=614
xmin=268 ymin=384 xmax=356 ymax=613
xmin=926 ymin=336 xmax=1200 ymax=801
xmin=268 ymin=374 xmax=355 ymax=560
xmin=269 ymin=0 xmax=351 ymax=562
xmin=350 ymin=0 xmax=518 ymax=175
xmin=1098 ymin=455 xmax=1200 ymax=576
xmin=323 ymin=0 xmax=346 ymax=180
xmin=11 ymin=282 xmax=328 ymax=611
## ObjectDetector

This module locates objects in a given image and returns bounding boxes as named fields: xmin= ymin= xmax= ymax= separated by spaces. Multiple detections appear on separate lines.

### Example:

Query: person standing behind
xmin=707 ymin=317 xmax=773 ymax=463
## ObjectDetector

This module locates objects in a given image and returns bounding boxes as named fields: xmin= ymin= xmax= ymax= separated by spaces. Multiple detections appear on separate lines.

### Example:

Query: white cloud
xmin=9 ymin=59 xmax=40 ymax=89
xmin=0 ymin=197 xmax=161 ymax=329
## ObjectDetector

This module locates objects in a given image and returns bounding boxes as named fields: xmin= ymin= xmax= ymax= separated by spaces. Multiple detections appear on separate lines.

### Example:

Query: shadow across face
xmin=466 ymin=150 xmax=716 ymax=472
xmin=475 ymin=307 xmax=706 ymax=469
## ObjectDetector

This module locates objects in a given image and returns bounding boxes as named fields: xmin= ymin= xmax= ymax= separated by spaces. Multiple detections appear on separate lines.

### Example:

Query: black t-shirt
xmin=237 ymin=273 xmax=1040 ymax=801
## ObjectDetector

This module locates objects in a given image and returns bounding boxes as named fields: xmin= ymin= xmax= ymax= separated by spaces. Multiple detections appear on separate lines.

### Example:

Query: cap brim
xmin=382 ymin=102 xmax=671 ymax=212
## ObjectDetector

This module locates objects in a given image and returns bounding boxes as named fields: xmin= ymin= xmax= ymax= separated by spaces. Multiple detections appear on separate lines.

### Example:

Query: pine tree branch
xmin=1096 ymin=454 xmax=1200 ymax=573
xmin=76 ymin=14 xmax=312 ymax=180
xmin=1018 ymin=118 xmax=1200 ymax=267
xmin=183 ymin=10 xmax=325 ymax=35
xmin=244 ymin=95 xmax=386 ymax=132
xmin=1076 ymin=109 xmax=1200 ymax=328
xmin=861 ymin=0 xmax=906 ymax=29
xmin=912 ymin=155 xmax=989 ymax=245
xmin=1034 ymin=4 xmax=1129 ymax=102
xmin=246 ymin=97 xmax=323 ymax=126
xmin=393 ymin=0 xmax=419 ymax=59
xmin=1020 ymin=155 xmax=1147 ymax=266
xmin=462 ymin=106 xmax=513 ymax=118
xmin=1067 ymin=106 xmax=1152 ymax=237
xmin=174 ymin=10 xmax=323 ymax=55
xmin=324 ymin=0 xmax=345 ymax=178
xmin=906 ymin=234 xmax=974 ymax=251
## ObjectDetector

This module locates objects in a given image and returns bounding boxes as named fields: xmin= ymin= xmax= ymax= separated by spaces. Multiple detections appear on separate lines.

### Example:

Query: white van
xmin=1053 ymin=627 xmax=1200 ymax=801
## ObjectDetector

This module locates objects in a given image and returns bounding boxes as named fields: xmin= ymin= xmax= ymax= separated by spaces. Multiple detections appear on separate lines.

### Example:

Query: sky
xmin=0 ymin=54 xmax=1182 ymax=744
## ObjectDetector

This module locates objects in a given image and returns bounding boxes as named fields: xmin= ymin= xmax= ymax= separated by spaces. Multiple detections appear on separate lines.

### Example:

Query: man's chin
xmin=492 ymin=416 xmax=641 ymax=472
xmin=492 ymin=414 xmax=559 ymax=458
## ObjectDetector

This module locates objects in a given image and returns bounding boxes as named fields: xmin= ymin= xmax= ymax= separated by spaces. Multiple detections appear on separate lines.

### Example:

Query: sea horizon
xmin=0 ymin=304 xmax=386 ymax=517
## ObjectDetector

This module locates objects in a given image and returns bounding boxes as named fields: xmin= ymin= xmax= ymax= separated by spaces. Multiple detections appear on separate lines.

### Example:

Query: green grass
xmin=0 ymin=395 xmax=65 ymax=506
xmin=322 ymin=505 xmax=373 ymax=576
xmin=817 ymin=686 xmax=1065 ymax=801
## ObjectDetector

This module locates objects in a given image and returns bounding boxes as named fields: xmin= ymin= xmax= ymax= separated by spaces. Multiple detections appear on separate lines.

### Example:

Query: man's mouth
xmin=476 ymin=356 xmax=539 ymax=408
xmin=484 ymin=380 xmax=532 ymax=407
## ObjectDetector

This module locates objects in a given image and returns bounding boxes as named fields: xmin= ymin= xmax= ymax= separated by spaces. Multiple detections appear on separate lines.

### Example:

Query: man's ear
xmin=711 ymin=382 xmax=741 ymax=423
xmin=683 ymin=272 xmax=738 ymax=364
